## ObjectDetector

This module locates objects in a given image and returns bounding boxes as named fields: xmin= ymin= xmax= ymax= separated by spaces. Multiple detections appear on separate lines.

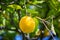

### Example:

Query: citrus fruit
xmin=44 ymin=29 xmax=50 ymax=37
xmin=19 ymin=16 xmax=35 ymax=33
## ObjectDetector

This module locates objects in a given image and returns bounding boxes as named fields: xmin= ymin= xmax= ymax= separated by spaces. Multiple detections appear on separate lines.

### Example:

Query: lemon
xmin=44 ymin=29 xmax=50 ymax=37
xmin=19 ymin=16 xmax=35 ymax=33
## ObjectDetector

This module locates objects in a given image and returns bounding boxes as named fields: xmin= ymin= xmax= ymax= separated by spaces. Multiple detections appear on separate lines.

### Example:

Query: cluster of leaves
xmin=0 ymin=0 xmax=60 ymax=40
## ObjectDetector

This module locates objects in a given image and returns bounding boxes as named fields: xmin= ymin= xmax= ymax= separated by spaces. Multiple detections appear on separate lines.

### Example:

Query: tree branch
xmin=36 ymin=16 xmax=55 ymax=40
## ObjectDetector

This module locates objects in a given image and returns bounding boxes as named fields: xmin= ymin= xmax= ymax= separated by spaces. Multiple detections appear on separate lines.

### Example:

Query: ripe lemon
xmin=19 ymin=16 xmax=35 ymax=33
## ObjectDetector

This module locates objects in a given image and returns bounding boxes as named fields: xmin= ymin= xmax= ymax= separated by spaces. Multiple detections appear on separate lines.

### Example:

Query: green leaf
xmin=8 ymin=4 xmax=22 ymax=10
xmin=33 ymin=1 xmax=44 ymax=4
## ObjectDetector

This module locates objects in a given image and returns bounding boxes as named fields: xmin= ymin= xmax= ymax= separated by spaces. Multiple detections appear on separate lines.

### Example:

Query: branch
xmin=36 ymin=17 xmax=50 ymax=25
xmin=36 ymin=16 xmax=55 ymax=40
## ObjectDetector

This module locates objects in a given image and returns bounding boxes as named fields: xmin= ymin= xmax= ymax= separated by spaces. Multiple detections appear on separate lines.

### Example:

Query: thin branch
xmin=36 ymin=17 xmax=50 ymax=25
xmin=36 ymin=16 xmax=55 ymax=40
xmin=42 ymin=21 xmax=55 ymax=40
xmin=24 ymin=0 xmax=27 ymax=15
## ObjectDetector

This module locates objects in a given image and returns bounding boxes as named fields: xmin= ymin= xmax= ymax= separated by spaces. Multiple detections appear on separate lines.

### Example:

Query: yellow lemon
xmin=19 ymin=16 xmax=35 ymax=33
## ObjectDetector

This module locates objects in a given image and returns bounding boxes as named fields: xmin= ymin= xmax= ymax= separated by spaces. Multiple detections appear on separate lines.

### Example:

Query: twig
xmin=36 ymin=16 xmax=55 ymax=40
xmin=36 ymin=17 xmax=50 ymax=25
xmin=24 ymin=0 xmax=27 ymax=15
xmin=42 ymin=21 xmax=55 ymax=40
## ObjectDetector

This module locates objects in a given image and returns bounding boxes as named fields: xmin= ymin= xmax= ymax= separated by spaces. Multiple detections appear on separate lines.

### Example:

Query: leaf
xmin=8 ymin=5 xmax=14 ymax=8
xmin=8 ymin=4 xmax=22 ymax=10
xmin=33 ymin=1 xmax=44 ymax=4
xmin=16 ymin=5 xmax=22 ymax=10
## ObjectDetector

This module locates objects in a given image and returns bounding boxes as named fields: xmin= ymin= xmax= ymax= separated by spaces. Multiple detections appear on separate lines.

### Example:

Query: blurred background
xmin=0 ymin=0 xmax=60 ymax=40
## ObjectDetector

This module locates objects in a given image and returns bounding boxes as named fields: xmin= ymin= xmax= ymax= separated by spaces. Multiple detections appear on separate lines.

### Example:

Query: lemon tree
xmin=19 ymin=16 xmax=35 ymax=33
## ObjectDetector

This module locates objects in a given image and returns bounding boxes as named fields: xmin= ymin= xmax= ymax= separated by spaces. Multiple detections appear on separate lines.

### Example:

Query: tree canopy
xmin=0 ymin=0 xmax=60 ymax=40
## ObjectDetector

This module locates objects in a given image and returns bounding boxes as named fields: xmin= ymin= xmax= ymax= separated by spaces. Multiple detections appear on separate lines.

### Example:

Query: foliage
xmin=0 ymin=0 xmax=60 ymax=40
